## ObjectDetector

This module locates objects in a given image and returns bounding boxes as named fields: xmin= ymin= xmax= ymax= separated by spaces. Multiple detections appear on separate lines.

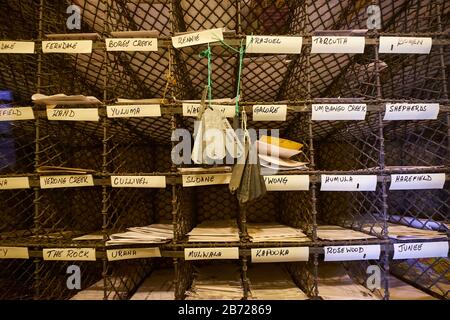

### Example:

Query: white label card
xmin=321 ymin=175 xmax=377 ymax=191
xmin=40 ymin=175 xmax=94 ymax=189
xmin=106 ymin=105 xmax=161 ymax=118
xmin=42 ymin=40 xmax=93 ymax=54
xmin=172 ymin=28 xmax=223 ymax=48
xmin=182 ymin=103 xmax=235 ymax=118
xmin=182 ymin=173 xmax=231 ymax=187
xmin=312 ymin=104 xmax=367 ymax=121
xmin=46 ymin=108 xmax=99 ymax=121
xmin=390 ymin=173 xmax=445 ymax=190
xmin=245 ymin=35 xmax=302 ymax=54
xmin=0 ymin=177 xmax=30 ymax=190
xmin=107 ymin=247 xmax=161 ymax=261
xmin=105 ymin=38 xmax=157 ymax=52
xmin=263 ymin=175 xmax=309 ymax=191
xmin=0 ymin=41 xmax=35 ymax=54
xmin=111 ymin=176 xmax=166 ymax=188
xmin=0 ymin=247 xmax=29 ymax=259
xmin=251 ymin=247 xmax=309 ymax=263
xmin=379 ymin=37 xmax=432 ymax=54
xmin=311 ymin=36 xmax=365 ymax=54
xmin=185 ymin=247 xmax=239 ymax=260
xmin=384 ymin=103 xmax=439 ymax=120
xmin=252 ymin=105 xmax=287 ymax=121
xmin=324 ymin=245 xmax=381 ymax=261
xmin=0 ymin=107 xmax=34 ymax=121
xmin=393 ymin=242 xmax=448 ymax=259
xmin=43 ymin=248 xmax=96 ymax=261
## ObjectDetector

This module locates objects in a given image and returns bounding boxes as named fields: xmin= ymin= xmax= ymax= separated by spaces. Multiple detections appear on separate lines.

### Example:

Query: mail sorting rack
xmin=0 ymin=0 xmax=38 ymax=299
xmin=244 ymin=260 xmax=317 ymax=300
xmin=172 ymin=259 xmax=316 ymax=300
xmin=0 ymin=103 xmax=36 ymax=300
xmin=379 ymin=40 xmax=449 ymax=300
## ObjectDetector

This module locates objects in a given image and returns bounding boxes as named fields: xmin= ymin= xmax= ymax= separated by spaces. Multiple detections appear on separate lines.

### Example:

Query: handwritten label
xmin=252 ymin=104 xmax=287 ymax=121
xmin=182 ymin=103 xmax=235 ymax=118
xmin=251 ymin=247 xmax=309 ymax=263
xmin=245 ymin=35 xmax=302 ymax=54
xmin=390 ymin=173 xmax=445 ymax=190
xmin=324 ymin=245 xmax=380 ymax=261
xmin=111 ymin=176 xmax=166 ymax=188
xmin=0 ymin=177 xmax=30 ymax=190
xmin=106 ymin=247 xmax=161 ymax=261
xmin=182 ymin=173 xmax=231 ymax=187
xmin=0 ymin=247 xmax=29 ymax=259
xmin=383 ymin=103 xmax=439 ymax=120
xmin=106 ymin=105 xmax=161 ymax=118
xmin=0 ymin=41 xmax=35 ymax=54
xmin=311 ymin=36 xmax=365 ymax=54
xmin=172 ymin=28 xmax=223 ymax=49
xmin=393 ymin=242 xmax=448 ymax=259
xmin=40 ymin=175 xmax=94 ymax=189
xmin=379 ymin=37 xmax=432 ymax=54
xmin=46 ymin=107 xmax=99 ymax=121
xmin=263 ymin=175 xmax=309 ymax=191
xmin=321 ymin=175 xmax=377 ymax=191
xmin=105 ymin=38 xmax=157 ymax=52
xmin=185 ymin=247 xmax=239 ymax=260
xmin=43 ymin=248 xmax=96 ymax=261
xmin=42 ymin=40 xmax=93 ymax=54
xmin=0 ymin=107 xmax=34 ymax=121
xmin=312 ymin=104 xmax=367 ymax=121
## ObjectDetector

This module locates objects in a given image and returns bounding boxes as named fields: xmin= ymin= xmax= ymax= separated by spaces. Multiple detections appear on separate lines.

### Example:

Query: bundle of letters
xmin=107 ymin=223 xmax=173 ymax=245
xmin=247 ymin=265 xmax=309 ymax=300
xmin=185 ymin=264 xmax=243 ymax=300
xmin=366 ymin=223 xmax=447 ymax=240
xmin=187 ymin=219 xmax=240 ymax=242
xmin=257 ymin=135 xmax=308 ymax=171
xmin=247 ymin=223 xmax=310 ymax=242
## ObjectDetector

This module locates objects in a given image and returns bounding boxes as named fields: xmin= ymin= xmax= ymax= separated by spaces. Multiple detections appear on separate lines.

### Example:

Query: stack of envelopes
xmin=257 ymin=135 xmax=308 ymax=171
xmin=247 ymin=223 xmax=310 ymax=242
xmin=107 ymin=223 xmax=173 ymax=245
xmin=185 ymin=265 xmax=243 ymax=300
xmin=248 ymin=265 xmax=308 ymax=300
xmin=187 ymin=219 xmax=240 ymax=242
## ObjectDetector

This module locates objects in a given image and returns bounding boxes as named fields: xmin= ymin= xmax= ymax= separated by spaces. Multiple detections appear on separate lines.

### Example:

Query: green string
xmin=200 ymin=35 xmax=246 ymax=114
xmin=235 ymin=39 xmax=245 ymax=117
xmin=200 ymin=43 xmax=212 ymax=108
